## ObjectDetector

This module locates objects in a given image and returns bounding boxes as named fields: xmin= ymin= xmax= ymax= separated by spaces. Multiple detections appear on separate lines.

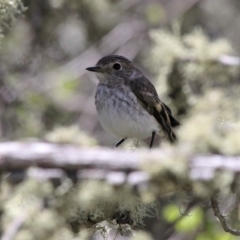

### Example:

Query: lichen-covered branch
xmin=0 ymin=141 xmax=240 ymax=185
xmin=2 ymin=215 xmax=26 ymax=240
xmin=211 ymin=195 xmax=240 ymax=236
xmin=2 ymin=141 xmax=240 ymax=238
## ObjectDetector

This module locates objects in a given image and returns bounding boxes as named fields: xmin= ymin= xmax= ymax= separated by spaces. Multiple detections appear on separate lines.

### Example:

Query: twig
xmin=163 ymin=199 xmax=198 ymax=239
xmin=211 ymin=195 xmax=240 ymax=236
xmin=2 ymin=215 xmax=26 ymax=240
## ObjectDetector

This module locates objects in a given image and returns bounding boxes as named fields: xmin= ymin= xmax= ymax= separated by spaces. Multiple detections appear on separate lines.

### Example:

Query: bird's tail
xmin=168 ymin=131 xmax=177 ymax=144
xmin=153 ymin=105 xmax=179 ymax=145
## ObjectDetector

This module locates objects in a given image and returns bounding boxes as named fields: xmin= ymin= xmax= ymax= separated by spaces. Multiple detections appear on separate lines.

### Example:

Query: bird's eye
xmin=112 ymin=63 xmax=121 ymax=70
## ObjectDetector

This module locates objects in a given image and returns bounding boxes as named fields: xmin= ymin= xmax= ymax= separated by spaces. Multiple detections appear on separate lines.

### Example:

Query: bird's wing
xmin=128 ymin=77 xmax=179 ymax=144
xmin=162 ymin=102 xmax=180 ymax=128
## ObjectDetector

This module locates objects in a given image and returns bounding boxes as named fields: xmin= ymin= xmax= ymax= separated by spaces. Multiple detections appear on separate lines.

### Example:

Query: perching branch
xmin=1 ymin=141 xmax=240 ymax=175
xmin=0 ymin=141 xmax=240 ymax=188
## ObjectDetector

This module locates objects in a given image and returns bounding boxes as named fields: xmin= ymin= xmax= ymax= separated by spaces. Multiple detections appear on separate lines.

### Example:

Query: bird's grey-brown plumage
xmin=128 ymin=76 xmax=179 ymax=144
xmin=86 ymin=55 xmax=179 ymax=148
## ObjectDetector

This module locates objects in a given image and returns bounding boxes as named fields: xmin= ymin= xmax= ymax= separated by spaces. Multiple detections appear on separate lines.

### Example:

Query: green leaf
xmin=176 ymin=207 xmax=203 ymax=232
xmin=163 ymin=204 xmax=203 ymax=233
xmin=162 ymin=204 xmax=180 ymax=222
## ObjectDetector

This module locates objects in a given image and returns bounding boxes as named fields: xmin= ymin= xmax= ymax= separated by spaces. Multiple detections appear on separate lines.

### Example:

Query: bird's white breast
xmin=95 ymin=84 xmax=159 ymax=139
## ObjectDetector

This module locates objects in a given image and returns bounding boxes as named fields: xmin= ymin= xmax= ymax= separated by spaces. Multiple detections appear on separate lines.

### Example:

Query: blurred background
xmin=0 ymin=0 xmax=239 ymax=147
xmin=1 ymin=0 xmax=240 ymax=239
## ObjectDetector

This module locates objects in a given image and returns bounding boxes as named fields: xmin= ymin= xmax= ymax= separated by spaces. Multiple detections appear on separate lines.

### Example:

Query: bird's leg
xmin=114 ymin=138 xmax=127 ymax=148
xmin=149 ymin=132 xmax=156 ymax=148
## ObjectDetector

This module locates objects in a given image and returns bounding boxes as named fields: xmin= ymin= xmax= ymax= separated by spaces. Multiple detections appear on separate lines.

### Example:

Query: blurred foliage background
xmin=1 ymin=0 xmax=240 ymax=239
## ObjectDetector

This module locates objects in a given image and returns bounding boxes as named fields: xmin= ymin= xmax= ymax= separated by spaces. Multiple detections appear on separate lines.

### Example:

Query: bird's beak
xmin=85 ymin=66 xmax=102 ymax=72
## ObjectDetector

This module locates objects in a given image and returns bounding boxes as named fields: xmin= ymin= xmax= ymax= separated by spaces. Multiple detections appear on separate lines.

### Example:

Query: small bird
xmin=86 ymin=55 xmax=180 ymax=148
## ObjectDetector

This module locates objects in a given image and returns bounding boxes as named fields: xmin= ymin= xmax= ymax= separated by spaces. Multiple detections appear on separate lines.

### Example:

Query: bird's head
xmin=86 ymin=55 xmax=140 ymax=83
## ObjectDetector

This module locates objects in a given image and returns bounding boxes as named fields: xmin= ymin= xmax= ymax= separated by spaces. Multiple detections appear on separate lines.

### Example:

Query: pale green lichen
xmin=45 ymin=125 xmax=98 ymax=146
xmin=14 ymin=229 xmax=35 ymax=240
xmin=180 ymin=90 xmax=240 ymax=155
xmin=0 ymin=0 xmax=25 ymax=47
xmin=0 ymin=0 xmax=26 ymax=31
xmin=140 ymin=147 xmax=190 ymax=198
xmin=2 ymin=178 xmax=158 ymax=239
xmin=2 ymin=179 xmax=53 ymax=229
xmin=146 ymin=27 xmax=238 ymax=110
xmin=56 ymin=180 xmax=158 ymax=227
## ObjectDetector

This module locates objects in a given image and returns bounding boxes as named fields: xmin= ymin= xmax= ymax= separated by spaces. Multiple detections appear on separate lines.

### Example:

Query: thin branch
xmin=211 ymin=195 xmax=240 ymax=236
xmin=2 ymin=215 xmax=26 ymax=240
xmin=163 ymin=199 xmax=199 ymax=239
